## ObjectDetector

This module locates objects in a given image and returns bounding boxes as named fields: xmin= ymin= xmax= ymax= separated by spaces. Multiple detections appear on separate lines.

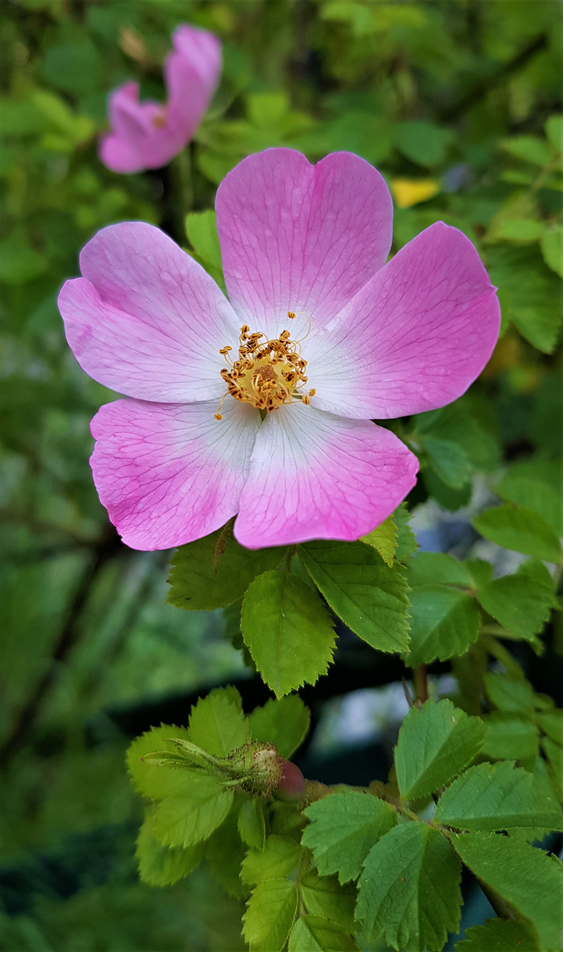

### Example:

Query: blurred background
xmin=0 ymin=0 xmax=562 ymax=950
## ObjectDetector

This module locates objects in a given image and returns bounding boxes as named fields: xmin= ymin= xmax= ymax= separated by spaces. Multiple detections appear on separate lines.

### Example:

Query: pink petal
xmin=166 ymin=25 xmax=221 ymax=134
xmin=90 ymin=398 xmax=259 ymax=550
xmin=99 ymin=82 xmax=172 ymax=173
xmin=306 ymin=222 xmax=501 ymax=419
xmin=58 ymin=222 xmax=238 ymax=402
xmin=216 ymin=149 xmax=393 ymax=338
xmin=234 ymin=404 xmax=418 ymax=550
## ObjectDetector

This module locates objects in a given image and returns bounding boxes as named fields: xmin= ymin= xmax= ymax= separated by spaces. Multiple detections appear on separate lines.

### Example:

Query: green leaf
xmin=451 ymin=833 xmax=562 ymax=951
xmin=496 ymin=469 xmax=562 ymax=532
xmin=406 ymin=552 xmax=474 ymax=588
xmin=248 ymin=694 xmax=310 ymax=759
xmin=136 ymin=811 xmax=204 ymax=886
xmin=241 ymin=571 xmax=336 ymax=697
xmin=545 ymin=115 xmax=563 ymax=153
xmin=360 ymin=513 xmax=397 ymax=567
xmin=537 ymin=709 xmax=563 ymax=743
xmin=205 ymin=798 xmax=248 ymax=898
xmin=487 ymin=245 xmax=562 ymax=354
xmin=500 ymin=135 xmax=552 ymax=166
xmin=299 ymin=870 xmax=356 ymax=933
xmin=188 ymin=687 xmax=250 ymax=757
xmin=243 ymin=879 xmax=298 ymax=953
xmin=150 ymin=771 xmax=234 ymax=847
xmin=421 ymin=436 xmax=470 ymax=488
xmin=185 ymin=210 xmax=223 ymax=271
xmin=484 ymin=673 xmax=534 ymax=713
xmin=357 ymin=822 xmax=462 ymax=952
xmin=541 ymin=226 xmax=563 ymax=277
xmin=395 ymin=698 xmax=487 ymax=801
xmin=238 ymin=798 xmax=266 ymax=849
xmin=168 ymin=530 xmax=285 ymax=611
xmin=405 ymin=586 xmax=481 ymax=666
xmin=299 ymin=541 xmax=410 ymax=653
xmin=542 ymin=737 xmax=563 ymax=800
xmin=481 ymin=713 xmax=539 ymax=763
xmin=423 ymin=468 xmax=472 ymax=511
xmin=302 ymin=791 xmax=398 ymax=884
xmin=289 ymin=916 xmax=359 ymax=953
xmin=471 ymin=504 xmax=562 ymax=562
xmin=455 ymin=918 xmax=540 ymax=952
xmin=435 ymin=761 xmax=562 ymax=831
xmin=496 ymin=219 xmax=544 ymax=242
xmin=477 ymin=560 xmax=554 ymax=642
xmin=126 ymin=725 xmax=193 ymax=801
xmin=394 ymin=503 xmax=418 ymax=562
xmin=394 ymin=121 xmax=453 ymax=166
xmin=241 ymin=834 xmax=303 ymax=885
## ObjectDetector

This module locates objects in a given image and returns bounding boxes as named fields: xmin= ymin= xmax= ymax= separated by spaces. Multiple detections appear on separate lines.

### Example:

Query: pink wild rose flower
xmin=99 ymin=24 xmax=221 ymax=174
xmin=58 ymin=148 xmax=500 ymax=551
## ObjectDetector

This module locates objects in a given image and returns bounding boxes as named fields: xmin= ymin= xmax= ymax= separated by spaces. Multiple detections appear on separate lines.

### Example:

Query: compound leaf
xmin=243 ymin=878 xmax=298 ymax=953
xmin=248 ymin=694 xmax=310 ymax=759
xmin=471 ymin=504 xmax=562 ymax=562
xmin=150 ymin=771 xmax=233 ymax=848
xmin=477 ymin=560 xmax=554 ymax=642
xmin=289 ymin=915 xmax=359 ymax=953
xmin=405 ymin=586 xmax=480 ymax=666
xmin=188 ymin=687 xmax=250 ymax=757
xmin=241 ymin=834 xmax=303 ymax=885
xmin=360 ymin=514 xmax=397 ymax=567
xmin=455 ymin=917 xmax=539 ymax=952
xmin=136 ymin=811 xmax=204 ymax=886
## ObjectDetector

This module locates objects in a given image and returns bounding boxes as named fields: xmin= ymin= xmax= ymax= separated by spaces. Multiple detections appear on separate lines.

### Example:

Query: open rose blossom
xmin=58 ymin=148 xmax=500 ymax=551
xmin=99 ymin=25 xmax=221 ymax=174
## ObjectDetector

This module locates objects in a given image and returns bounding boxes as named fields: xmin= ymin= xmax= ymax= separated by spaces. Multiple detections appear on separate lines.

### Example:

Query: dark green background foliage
xmin=0 ymin=0 xmax=562 ymax=951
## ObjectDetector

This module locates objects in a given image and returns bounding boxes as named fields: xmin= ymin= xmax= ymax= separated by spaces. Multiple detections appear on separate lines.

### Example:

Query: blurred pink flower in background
xmin=58 ymin=148 xmax=500 ymax=551
xmin=99 ymin=24 xmax=221 ymax=174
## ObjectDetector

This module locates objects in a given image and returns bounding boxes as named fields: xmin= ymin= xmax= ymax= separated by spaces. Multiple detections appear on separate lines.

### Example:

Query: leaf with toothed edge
xmin=241 ymin=570 xmax=336 ymax=697
xmin=299 ymin=540 xmax=410 ymax=653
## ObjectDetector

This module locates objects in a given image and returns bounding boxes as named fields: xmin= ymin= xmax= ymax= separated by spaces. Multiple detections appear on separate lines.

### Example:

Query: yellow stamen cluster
xmin=214 ymin=314 xmax=315 ymax=420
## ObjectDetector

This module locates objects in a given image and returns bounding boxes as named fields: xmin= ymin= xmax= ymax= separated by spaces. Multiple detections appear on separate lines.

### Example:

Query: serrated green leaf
xmin=405 ymin=586 xmax=481 ymax=666
xmin=394 ymin=503 xmax=418 ymax=562
xmin=136 ymin=810 xmax=204 ymax=886
xmin=394 ymin=120 xmax=453 ymax=166
xmin=472 ymin=504 xmax=562 ymax=562
xmin=241 ymin=834 xmax=303 ymax=885
xmin=289 ymin=915 xmax=359 ymax=953
xmin=238 ymin=798 xmax=266 ymax=849
xmin=395 ymin=698 xmax=486 ymax=802
xmin=357 ymin=822 xmax=462 ymax=952
xmin=302 ymin=791 xmax=397 ymax=884
xmin=481 ymin=712 xmax=539 ymax=762
xmin=300 ymin=870 xmax=356 ymax=933
xmin=406 ymin=552 xmax=474 ymax=588
xmin=204 ymin=797 xmax=248 ymax=898
xmin=241 ymin=571 xmax=336 ymax=697
xmin=455 ymin=917 xmax=540 ymax=952
xmin=477 ymin=560 xmax=554 ymax=642
xmin=421 ymin=436 xmax=470 ymax=488
xmin=150 ymin=771 xmax=234 ymax=847
xmin=188 ymin=687 xmax=250 ymax=757
xmin=168 ymin=530 xmax=285 ymax=611
xmin=126 ymin=725 xmax=193 ymax=801
xmin=451 ymin=832 xmax=562 ymax=951
xmin=360 ymin=514 xmax=397 ymax=567
xmin=484 ymin=673 xmax=534 ymax=713
xmin=496 ymin=470 xmax=562 ymax=532
xmin=541 ymin=226 xmax=563 ymax=277
xmin=248 ymin=695 xmax=310 ymax=759
xmin=243 ymin=878 xmax=298 ymax=952
xmin=299 ymin=541 xmax=410 ymax=653
xmin=435 ymin=761 xmax=562 ymax=831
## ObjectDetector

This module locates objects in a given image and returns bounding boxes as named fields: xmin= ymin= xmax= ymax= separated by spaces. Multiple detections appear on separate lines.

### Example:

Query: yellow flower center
xmin=214 ymin=313 xmax=315 ymax=420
